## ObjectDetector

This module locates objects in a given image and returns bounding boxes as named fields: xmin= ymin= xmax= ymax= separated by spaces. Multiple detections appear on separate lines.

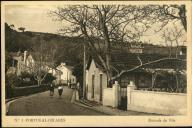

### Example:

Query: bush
xmin=6 ymin=84 xmax=49 ymax=99
xmin=6 ymin=74 xmax=22 ymax=88
xmin=42 ymin=73 xmax=56 ymax=84
xmin=5 ymin=73 xmax=39 ymax=98
xmin=20 ymin=71 xmax=36 ymax=82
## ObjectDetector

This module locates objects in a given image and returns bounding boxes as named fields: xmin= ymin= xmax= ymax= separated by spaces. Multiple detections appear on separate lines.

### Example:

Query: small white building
xmin=86 ymin=58 xmax=108 ymax=103
xmin=11 ymin=50 xmax=57 ymax=76
xmin=48 ymin=67 xmax=62 ymax=82
xmin=56 ymin=63 xmax=76 ymax=85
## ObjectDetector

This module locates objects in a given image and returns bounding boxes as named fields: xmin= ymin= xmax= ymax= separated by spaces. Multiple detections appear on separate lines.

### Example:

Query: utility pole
xmin=83 ymin=42 xmax=86 ymax=99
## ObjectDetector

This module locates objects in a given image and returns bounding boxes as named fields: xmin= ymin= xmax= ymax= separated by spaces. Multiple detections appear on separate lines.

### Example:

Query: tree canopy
xmin=50 ymin=5 xmax=186 ymax=81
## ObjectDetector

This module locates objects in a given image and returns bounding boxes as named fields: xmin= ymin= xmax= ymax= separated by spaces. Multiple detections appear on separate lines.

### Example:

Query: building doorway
xmin=91 ymin=74 xmax=95 ymax=98
xmin=99 ymin=74 xmax=103 ymax=102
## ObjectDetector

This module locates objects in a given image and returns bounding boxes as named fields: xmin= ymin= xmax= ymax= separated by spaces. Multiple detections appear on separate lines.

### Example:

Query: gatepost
xmin=127 ymin=81 xmax=136 ymax=109
xmin=112 ymin=81 xmax=120 ymax=108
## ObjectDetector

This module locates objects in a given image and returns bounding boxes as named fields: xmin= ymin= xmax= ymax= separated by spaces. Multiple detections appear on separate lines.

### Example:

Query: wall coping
xmin=104 ymin=88 xmax=113 ymax=90
xmin=132 ymin=89 xmax=187 ymax=96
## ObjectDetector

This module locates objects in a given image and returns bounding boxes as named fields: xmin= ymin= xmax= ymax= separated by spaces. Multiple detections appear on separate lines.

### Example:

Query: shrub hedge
xmin=6 ymin=84 xmax=49 ymax=99
xmin=5 ymin=72 xmax=55 ymax=99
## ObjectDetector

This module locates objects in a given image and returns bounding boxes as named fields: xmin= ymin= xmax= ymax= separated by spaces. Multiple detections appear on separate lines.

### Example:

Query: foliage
xmin=6 ymin=84 xmax=49 ymax=99
xmin=5 ymin=23 xmax=32 ymax=52
xmin=138 ymin=71 xmax=186 ymax=93
xmin=150 ymin=5 xmax=187 ymax=31
xmin=5 ymin=50 xmax=12 ymax=73
xmin=161 ymin=24 xmax=186 ymax=58
xmin=5 ymin=22 xmax=84 ymax=67
xmin=42 ymin=73 xmax=56 ymax=84
xmin=5 ymin=72 xmax=55 ymax=98
xmin=72 ymin=63 xmax=83 ymax=88
xmin=20 ymin=71 xmax=33 ymax=79
xmin=18 ymin=27 xmax=25 ymax=32
xmin=6 ymin=74 xmax=22 ymax=88
xmin=20 ymin=71 xmax=37 ymax=87
xmin=50 ymin=5 xmax=187 ymax=82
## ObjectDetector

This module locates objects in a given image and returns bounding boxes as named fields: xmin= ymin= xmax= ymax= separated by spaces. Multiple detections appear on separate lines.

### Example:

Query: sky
xmin=5 ymin=5 xmax=63 ymax=33
xmin=4 ymin=4 xmax=186 ymax=46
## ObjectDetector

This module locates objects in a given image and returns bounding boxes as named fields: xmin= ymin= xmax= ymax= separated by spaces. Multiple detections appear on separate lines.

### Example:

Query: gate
xmin=118 ymin=75 xmax=135 ymax=110
xmin=118 ymin=86 xmax=127 ymax=110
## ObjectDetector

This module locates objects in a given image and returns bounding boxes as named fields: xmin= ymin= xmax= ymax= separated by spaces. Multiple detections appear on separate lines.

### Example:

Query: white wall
xmin=60 ymin=67 xmax=68 ymax=80
xmin=26 ymin=55 xmax=35 ymax=68
xmin=103 ymin=84 xmax=119 ymax=107
xmin=127 ymin=89 xmax=187 ymax=115
xmin=48 ymin=68 xmax=56 ymax=75
xmin=103 ymin=88 xmax=114 ymax=107
xmin=86 ymin=60 xmax=108 ymax=103
xmin=57 ymin=64 xmax=76 ymax=84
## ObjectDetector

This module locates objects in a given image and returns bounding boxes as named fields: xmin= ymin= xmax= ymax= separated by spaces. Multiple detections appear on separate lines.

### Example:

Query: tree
xmin=50 ymin=5 xmax=186 ymax=83
xmin=72 ymin=63 xmax=84 ymax=98
xmin=50 ymin=5 xmax=154 ymax=83
xmin=72 ymin=63 xmax=83 ymax=87
xmin=161 ymin=24 xmax=186 ymax=92
xmin=18 ymin=27 xmax=25 ymax=32
xmin=148 ymin=5 xmax=187 ymax=31
xmin=9 ymin=24 xmax=15 ymax=30
xmin=43 ymin=73 xmax=56 ymax=84
xmin=161 ymin=23 xmax=186 ymax=58
xmin=29 ymin=36 xmax=57 ymax=86
xmin=5 ymin=50 xmax=12 ymax=73
xmin=5 ymin=23 xmax=32 ymax=52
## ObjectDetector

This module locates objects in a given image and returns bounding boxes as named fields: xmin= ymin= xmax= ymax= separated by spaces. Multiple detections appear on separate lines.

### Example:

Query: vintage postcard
xmin=1 ymin=0 xmax=192 ymax=127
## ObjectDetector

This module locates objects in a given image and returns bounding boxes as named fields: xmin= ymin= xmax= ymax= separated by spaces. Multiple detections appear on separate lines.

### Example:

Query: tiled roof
xmin=86 ymin=54 xmax=106 ymax=71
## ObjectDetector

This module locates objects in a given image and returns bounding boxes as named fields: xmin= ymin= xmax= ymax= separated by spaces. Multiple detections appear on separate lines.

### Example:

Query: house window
xmin=181 ymin=47 xmax=186 ymax=55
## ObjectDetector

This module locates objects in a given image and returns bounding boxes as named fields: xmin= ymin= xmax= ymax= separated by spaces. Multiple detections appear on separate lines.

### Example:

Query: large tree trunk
xmin=104 ymin=33 xmax=112 ymax=83
xmin=179 ymin=5 xmax=187 ymax=31
xmin=99 ymin=7 xmax=112 ymax=84
xmin=169 ymin=46 xmax=172 ymax=58
xmin=151 ymin=72 xmax=157 ymax=88
xmin=37 ymin=79 xmax=41 ymax=86
xmin=175 ymin=70 xmax=179 ymax=92
xmin=106 ymin=53 xmax=112 ymax=80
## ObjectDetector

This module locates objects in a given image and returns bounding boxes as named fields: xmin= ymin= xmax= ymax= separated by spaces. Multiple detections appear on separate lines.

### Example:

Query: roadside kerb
xmin=5 ymin=91 xmax=50 ymax=115
xmin=73 ymin=100 xmax=161 ymax=116
xmin=73 ymin=101 xmax=111 ymax=115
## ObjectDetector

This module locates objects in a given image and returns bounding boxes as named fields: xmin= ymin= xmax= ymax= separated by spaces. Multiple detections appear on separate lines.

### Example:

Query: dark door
xmin=118 ymin=86 xmax=127 ymax=110
xmin=92 ymin=75 xmax=95 ymax=98
xmin=118 ymin=75 xmax=135 ymax=110
xmin=99 ymin=74 xmax=103 ymax=101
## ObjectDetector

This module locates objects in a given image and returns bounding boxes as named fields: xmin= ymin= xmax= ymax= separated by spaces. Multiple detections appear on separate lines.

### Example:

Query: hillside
xmin=5 ymin=23 xmax=186 ymax=70
xmin=5 ymin=23 xmax=85 ymax=67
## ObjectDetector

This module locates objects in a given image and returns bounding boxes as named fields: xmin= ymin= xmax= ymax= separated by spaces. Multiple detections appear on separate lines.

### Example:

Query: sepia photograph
xmin=1 ymin=0 xmax=192 ymax=127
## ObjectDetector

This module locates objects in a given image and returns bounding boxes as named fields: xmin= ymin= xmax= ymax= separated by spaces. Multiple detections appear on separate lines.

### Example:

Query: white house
xmin=11 ymin=50 xmax=34 ymax=75
xmin=48 ymin=67 xmax=62 ymax=82
xmin=11 ymin=50 xmax=58 ymax=77
xmin=56 ymin=63 xmax=76 ymax=85
xmin=86 ymin=52 xmax=187 ymax=114
xmin=86 ymin=58 xmax=108 ymax=103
